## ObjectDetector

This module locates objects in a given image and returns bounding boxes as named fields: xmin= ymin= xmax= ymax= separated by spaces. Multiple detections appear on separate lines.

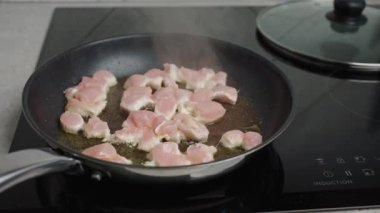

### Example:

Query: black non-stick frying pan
xmin=0 ymin=34 xmax=293 ymax=193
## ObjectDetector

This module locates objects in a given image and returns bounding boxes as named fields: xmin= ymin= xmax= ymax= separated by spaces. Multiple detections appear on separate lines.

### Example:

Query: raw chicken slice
xmin=137 ymin=130 xmax=161 ymax=152
xmin=212 ymin=84 xmax=238 ymax=105
xmin=174 ymin=114 xmax=209 ymax=142
xmin=79 ymin=76 xmax=108 ymax=93
xmin=110 ymin=126 xmax=144 ymax=146
xmin=192 ymin=101 xmax=226 ymax=124
xmin=242 ymin=131 xmax=263 ymax=150
xmin=220 ymin=130 xmax=244 ymax=148
xmin=120 ymin=87 xmax=154 ymax=112
xmin=82 ymin=143 xmax=132 ymax=164
xmin=178 ymin=101 xmax=226 ymax=124
xmin=191 ymin=88 xmax=213 ymax=102
xmin=123 ymin=74 xmax=148 ymax=89
xmin=148 ymin=142 xmax=191 ymax=166
xmin=178 ymin=67 xmax=215 ymax=90
xmin=154 ymin=96 xmax=178 ymax=120
xmin=83 ymin=117 xmax=110 ymax=140
xmin=64 ymin=86 xmax=79 ymax=99
xmin=152 ymin=87 xmax=178 ymax=120
xmin=74 ymin=86 xmax=106 ymax=104
xmin=186 ymin=143 xmax=217 ymax=164
xmin=154 ymin=120 xmax=185 ymax=143
xmin=60 ymin=111 xmax=84 ymax=134
xmin=151 ymin=115 xmax=167 ymax=130
xmin=93 ymin=70 xmax=117 ymax=87
xmin=206 ymin=71 xmax=227 ymax=88
xmin=144 ymin=68 xmax=164 ymax=89
xmin=163 ymin=63 xmax=180 ymax=82
xmin=175 ymin=89 xmax=193 ymax=104
xmin=122 ymin=110 xmax=158 ymax=129
xmin=65 ymin=98 xmax=107 ymax=117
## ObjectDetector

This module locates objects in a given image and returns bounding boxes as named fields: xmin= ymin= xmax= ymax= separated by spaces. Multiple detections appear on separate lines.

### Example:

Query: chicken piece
xmin=212 ymin=84 xmax=238 ymax=105
xmin=122 ymin=110 xmax=158 ymax=129
xmin=154 ymin=120 xmax=185 ymax=143
xmin=110 ymin=126 xmax=144 ymax=146
xmin=186 ymin=143 xmax=217 ymax=164
xmin=206 ymin=71 xmax=227 ymax=88
xmin=82 ymin=143 xmax=132 ymax=164
xmin=60 ymin=111 xmax=84 ymax=134
xmin=123 ymin=74 xmax=147 ymax=89
xmin=163 ymin=63 xmax=180 ymax=82
xmin=78 ymin=76 xmax=108 ymax=93
xmin=242 ymin=131 xmax=263 ymax=150
xmin=152 ymin=115 xmax=167 ymax=130
xmin=148 ymin=142 xmax=191 ymax=166
xmin=178 ymin=67 xmax=215 ymax=90
xmin=175 ymin=89 xmax=193 ymax=104
xmin=144 ymin=68 xmax=164 ymax=89
xmin=65 ymin=98 xmax=107 ymax=117
xmin=152 ymin=87 xmax=178 ymax=120
xmin=137 ymin=130 xmax=161 ymax=152
xmin=178 ymin=101 xmax=226 ymax=124
xmin=83 ymin=117 xmax=110 ymax=140
xmin=220 ymin=130 xmax=244 ymax=148
xmin=154 ymin=96 xmax=178 ymax=120
xmin=93 ymin=70 xmax=117 ymax=87
xmin=174 ymin=114 xmax=209 ymax=142
xmin=191 ymin=88 xmax=213 ymax=102
xmin=74 ymin=86 xmax=107 ymax=104
xmin=64 ymin=86 xmax=79 ymax=99
xmin=120 ymin=87 xmax=154 ymax=112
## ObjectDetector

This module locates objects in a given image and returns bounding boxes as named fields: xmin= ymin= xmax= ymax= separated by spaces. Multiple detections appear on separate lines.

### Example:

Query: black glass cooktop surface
xmin=2 ymin=7 xmax=380 ymax=212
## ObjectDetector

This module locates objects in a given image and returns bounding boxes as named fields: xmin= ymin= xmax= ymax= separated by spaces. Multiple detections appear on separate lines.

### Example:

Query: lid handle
xmin=326 ymin=0 xmax=367 ymax=25
xmin=334 ymin=0 xmax=366 ymax=17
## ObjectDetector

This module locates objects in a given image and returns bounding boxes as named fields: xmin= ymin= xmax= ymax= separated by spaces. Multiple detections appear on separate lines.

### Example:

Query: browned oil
xmin=59 ymin=77 xmax=261 ymax=164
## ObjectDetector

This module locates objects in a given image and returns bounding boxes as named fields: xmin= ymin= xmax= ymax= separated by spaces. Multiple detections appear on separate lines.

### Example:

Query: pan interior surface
xmin=23 ymin=34 xmax=293 ymax=168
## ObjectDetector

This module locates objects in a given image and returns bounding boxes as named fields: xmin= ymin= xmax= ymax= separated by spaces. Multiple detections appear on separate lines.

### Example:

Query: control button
xmin=354 ymin=156 xmax=366 ymax=163
xmin=344 ymin=170 xmax=352 ymax=176
xmin=336 ymin=157 xmax=346 ymax=164
xmin=316 ymin=158 xmax=326 ymax=165
xmin=362 ymin=169 xmax=375 ymax=176
xmin=323 ymin=170 xmax=334 ymax=178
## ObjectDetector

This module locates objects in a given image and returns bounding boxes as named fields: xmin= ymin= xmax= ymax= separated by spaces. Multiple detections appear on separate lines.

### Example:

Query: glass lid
xmin=257 ymin=0 xmax=380 ymax=73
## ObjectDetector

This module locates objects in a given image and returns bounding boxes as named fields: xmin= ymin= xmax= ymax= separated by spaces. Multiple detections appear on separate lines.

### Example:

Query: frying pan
xmin=0 ymin=34 xmax=293 ymax=193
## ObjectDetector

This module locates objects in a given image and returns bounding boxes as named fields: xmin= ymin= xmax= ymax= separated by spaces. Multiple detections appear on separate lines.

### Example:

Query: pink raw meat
xmin=137 ymin=130 xmax=161 ymax=152
xmin=220 ymin=130 xmax=244 ymax=148
xmin=123 ymin=74 xmax=147 ymax=89
xmin=212 ymin=84 xmax=238 ymax=105
xmin=60 ymin=111 xmax=84 ymax=134
xmin=148 ymin=142 xmax=191 ymax=166
xmin=191 ymin=88 xmax=213 ymax=102
xmin=144 ymin=69 xmax=164 ymax=89
xmin=120 ymin=87 xmax=154 ymax=112
xmin=93 ymin=70 xmax=117 ymax=87
xmin=178 ymin=101 xmax=226 ymax=124
xmin=83 ymin=117 xmax=110 ymax=140
xmin=65 ymin=98 xmax=107 ymax=117
xmin=163 ymin=63 xmax=180 ymax=82
xmin=82 ymin=143 xmax=132 ymax=164
xmin=174 ymin=114 xmax=209 ymax=142
xmin=154 ymin=120 xmax=185 ymax=143
xmin=206 ymin=71 xmax=227 ymax=88
xmin=122 ymin=110 xmax=158 ymax=129
xmin=186 ymin=143 xmax=217 ymax=164
xmin=74 ymin=86 xmax=106 ymax=104
xmin=110 ymin=126 xmax=144 ymax=146
xmin=78 ymin=76 xmax=108 ymax=93
xmin=242 ymin=131 xmax=263 ymax=150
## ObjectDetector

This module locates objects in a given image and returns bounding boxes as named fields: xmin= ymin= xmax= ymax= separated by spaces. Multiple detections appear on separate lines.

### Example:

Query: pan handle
xmin=0 ymin=148 xmax=81 ymax=193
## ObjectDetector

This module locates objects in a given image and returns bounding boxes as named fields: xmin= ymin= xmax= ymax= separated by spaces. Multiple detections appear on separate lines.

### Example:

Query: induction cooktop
xmin=2 ymin=7 xmax=380 ymax=212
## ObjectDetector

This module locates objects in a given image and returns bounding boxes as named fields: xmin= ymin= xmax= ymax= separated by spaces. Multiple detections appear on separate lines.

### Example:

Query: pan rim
xmin=22 ymin=32 xmax=295 ymax=170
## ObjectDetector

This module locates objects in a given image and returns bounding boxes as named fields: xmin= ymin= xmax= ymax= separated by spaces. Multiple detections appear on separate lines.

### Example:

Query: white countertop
xmin=0 ymin=1 xmax=379 ymax=212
